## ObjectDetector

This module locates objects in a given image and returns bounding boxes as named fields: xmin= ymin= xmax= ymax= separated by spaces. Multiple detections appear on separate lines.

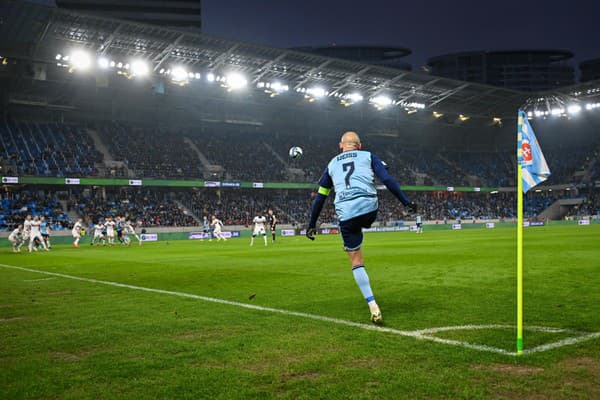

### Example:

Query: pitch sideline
xmin=1 ymin=263 xmax=598 ymax=356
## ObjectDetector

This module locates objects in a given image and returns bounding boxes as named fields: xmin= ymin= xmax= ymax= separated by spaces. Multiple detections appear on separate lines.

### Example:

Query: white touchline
xmin=1 ymin=263 xmax=598 ymax=356
xmin=23 ymin=277 xmax=56 ymax=282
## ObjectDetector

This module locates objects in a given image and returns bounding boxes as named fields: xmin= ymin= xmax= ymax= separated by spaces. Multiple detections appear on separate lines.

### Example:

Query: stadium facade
xmin=55 ymin=0 xmax=202 ymax=31
xmin=294 ymin=45 xmax=412 ymax=71
xmin=427 ymin=50 xmax=576 ymax=92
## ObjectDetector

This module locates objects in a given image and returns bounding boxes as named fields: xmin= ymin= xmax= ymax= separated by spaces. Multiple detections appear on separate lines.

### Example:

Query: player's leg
xmin=340 ymin=211 xmax=381 ymax=323
xmin=38 ymin=234 xmax=48 ymax=251
xmin=262 ymin=229 xmax=267 ymax=246
xmin=271 ymin=227 xmax=276 ymax=243
xmin=250 ymin=233 xmax=256 ymax=246
xmin=11 ymin=239 xmax=17 ymax=252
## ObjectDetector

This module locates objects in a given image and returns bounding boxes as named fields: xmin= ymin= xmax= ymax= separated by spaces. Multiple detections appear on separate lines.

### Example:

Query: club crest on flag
xmin=521 ymin=140 xmax=532 ymax=165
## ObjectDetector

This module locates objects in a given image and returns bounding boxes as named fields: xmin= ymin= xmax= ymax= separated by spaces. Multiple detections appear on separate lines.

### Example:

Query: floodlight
xmin=346 ymin=92 xmax=363 ymax=102
xmin=567 ymin=104 xmax=581 ymax=114
xmin=69 ymin=50 xmax=92 ymax=70
xmin=207 ymin=72 xmax=215 ymax=82
xmin=370 ymin=95 xmax=392 ymax=107
xmin=226 ymin=72 xmax=248 ymax=90
xmin=98 ymin=57 xmax=110 ymax=69
xmin=194 ymin=73 xmax=201 ymax=80
xmin=130 ymin=60 xmax=149 ymax=76
xmin=307 ymin=87 xmax=326 ymax=98
xmin=55 ymin=54 xmax=62 ymax=60
xmin=270 ymin=82 xmax=288 ymax=93
xmin=433 ymin=111 xmax=444 ymax=119
xmin=171 ymin=67 xmax=188 ymax=82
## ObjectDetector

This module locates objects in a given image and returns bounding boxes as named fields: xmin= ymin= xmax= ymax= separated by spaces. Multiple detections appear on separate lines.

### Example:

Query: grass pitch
xmin=1 ymin=225 xmax=599 ymax=399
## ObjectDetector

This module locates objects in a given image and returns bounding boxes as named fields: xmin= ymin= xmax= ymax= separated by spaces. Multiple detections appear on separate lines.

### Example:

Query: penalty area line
xmin=1 ymin=263 xmax=598 ymax=356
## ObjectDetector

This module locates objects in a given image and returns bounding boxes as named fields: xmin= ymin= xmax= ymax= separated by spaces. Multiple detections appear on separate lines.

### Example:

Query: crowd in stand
xmin=67 ymin=188 xmax=197 ymax=227
xmin=3 ymin=120 xmax=600 ymax=188
xmin=0 ymin=190 xmax=72 ymax=231
xmin=2 ymin=187 xmax=599 ymax=232
xmin=100 ymin=123 xmax=203 ymax=179
xmin=0 ymin=120 xmax=101 ymax=177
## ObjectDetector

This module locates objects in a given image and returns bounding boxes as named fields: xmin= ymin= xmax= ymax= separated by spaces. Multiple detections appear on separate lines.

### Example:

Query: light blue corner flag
xmin=517 ymin=109 xmax=551 ymax=193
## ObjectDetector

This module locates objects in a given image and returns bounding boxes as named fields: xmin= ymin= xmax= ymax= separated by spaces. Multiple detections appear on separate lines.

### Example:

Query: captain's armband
xmin=317 ymin=186 xmax=331 ymax=196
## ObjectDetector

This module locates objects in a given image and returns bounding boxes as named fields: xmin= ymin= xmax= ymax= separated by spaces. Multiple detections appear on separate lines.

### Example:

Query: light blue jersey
xmin=416 ymin=215 xmax=422 ymax=224
xmin=40 ymin=221 xmax=48 ymax=235
xmin=320 ymin=150 xmax=378 ymax=221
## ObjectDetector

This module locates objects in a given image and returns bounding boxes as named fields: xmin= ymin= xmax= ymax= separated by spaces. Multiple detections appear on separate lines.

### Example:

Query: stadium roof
xmin=1 ymin=0 xmax=599 ymax=120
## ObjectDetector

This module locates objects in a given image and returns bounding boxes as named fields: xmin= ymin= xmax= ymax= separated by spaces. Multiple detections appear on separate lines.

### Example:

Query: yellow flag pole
xmin=517 ymin=142 xmax=524 ymax=355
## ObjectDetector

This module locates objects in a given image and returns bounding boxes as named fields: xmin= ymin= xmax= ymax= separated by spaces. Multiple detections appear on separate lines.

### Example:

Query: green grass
xmin=1 ymin=225 xmax=599 ymax=399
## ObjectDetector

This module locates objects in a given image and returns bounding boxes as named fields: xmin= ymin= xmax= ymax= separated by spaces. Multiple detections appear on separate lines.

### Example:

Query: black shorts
xmin=117 ymin=230 xmax=123 ymax=238
xmin=416 ymin=223 xmax=422 ymax=228
xmin=270 ymin=224 xmax=277 ymax=232
xmin=41 ymin=233 xmax=49 ymax=239
xmin=338 ymin=210 xmax=378 ymax=251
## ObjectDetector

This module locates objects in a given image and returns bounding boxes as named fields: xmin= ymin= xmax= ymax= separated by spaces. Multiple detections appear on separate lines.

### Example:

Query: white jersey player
xmin=125 ymin=220 xmax=142 ymax=246
xmin=8 ymin=224 xmax=24 ymax=253
xmin=23 ymin=215 xmax=32 ymax=247
xmin=105 ymin=217 xmax=116 ymax=246
xmin=72 ymin=218 xmax=83 ymax=247
xmin=93 ymin=222 xmax=105 ymax=246
xmin=210 ymin=215 xmax=227 ymax=241
xmin=250 ymin=213 xmax=267 ymax=246
xmin=28 ymin=216 xmax=48 ymax=252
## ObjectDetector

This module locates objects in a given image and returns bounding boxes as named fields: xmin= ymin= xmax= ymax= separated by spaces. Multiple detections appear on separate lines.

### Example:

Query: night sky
xmin=203 ymin=0 xmax=600 ymax=70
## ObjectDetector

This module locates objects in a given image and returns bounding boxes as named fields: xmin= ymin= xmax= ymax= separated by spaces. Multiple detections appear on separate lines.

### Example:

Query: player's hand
xmin=306 ymin=227 xmax=316 ymax=241
xmin=406 ymin=201 xmax=417 ymax=213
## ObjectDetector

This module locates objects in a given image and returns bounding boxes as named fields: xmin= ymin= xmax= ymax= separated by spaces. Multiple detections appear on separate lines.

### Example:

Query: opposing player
xmin=40 ymin=216 xmax=52 ymax=249
xmin=93 ymin=221 xmax=105 ymax=246
xmin=23 ymin=215 xmax=32 ymax=249
xmin=210 ymin=215 xmax=227 ymax=241
xmin=72 ymin=218 xmax=83 ymax=247
xmin=267 ymin=209 xmax=278 ymax=243
xmin=125 ymin=219 xmax=142 ymax=246
xmin=8 ymin=224 xmax=24 ymax=253
xmin=307 ymin=131 xmax=416 ymax=323
xmin=105 ymin=216 xmax=116 ymax=246
xmin=250 ymin=211 xmax=267 ymax=247
xmin=29 ymin=215 xmax=49 ymax=252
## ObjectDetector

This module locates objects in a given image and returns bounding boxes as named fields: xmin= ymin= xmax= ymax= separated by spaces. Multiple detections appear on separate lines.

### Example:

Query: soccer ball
xmin=289 ymin=146 xmax=303 ymax=159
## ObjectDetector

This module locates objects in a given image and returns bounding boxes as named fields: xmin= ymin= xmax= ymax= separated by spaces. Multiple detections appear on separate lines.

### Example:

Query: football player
xmin=307 ymin=131 xmax=416 ymax=324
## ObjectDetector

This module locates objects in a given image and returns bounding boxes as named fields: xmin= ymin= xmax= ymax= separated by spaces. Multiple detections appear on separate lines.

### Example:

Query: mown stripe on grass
xmin=1 ymin=263 xmax=598 ymax=356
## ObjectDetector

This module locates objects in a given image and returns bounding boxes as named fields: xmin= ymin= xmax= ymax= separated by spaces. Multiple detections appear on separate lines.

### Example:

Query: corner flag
xmin=518 ymin=110 xmax=551 ymax=192
xmin=516 ymin=109 xmax=551 ymax=355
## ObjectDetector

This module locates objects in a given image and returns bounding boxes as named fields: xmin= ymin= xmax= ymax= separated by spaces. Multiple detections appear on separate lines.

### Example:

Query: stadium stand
xmin=0 ymin=120 xmax=101 ymax=177
xmin=98 ymin=123 xmax=204 ymax=179
xmin=69 ymin=188 xmax=198 ymax=228
xmin=0 ymin=190 xmax=71 ymax=231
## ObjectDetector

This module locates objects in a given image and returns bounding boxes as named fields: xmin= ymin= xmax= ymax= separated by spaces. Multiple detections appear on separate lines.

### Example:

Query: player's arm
xmin=307 ymin=168 xmax=333 ymax=240
xmin=371 ymin=154 xmax=417 ymax=212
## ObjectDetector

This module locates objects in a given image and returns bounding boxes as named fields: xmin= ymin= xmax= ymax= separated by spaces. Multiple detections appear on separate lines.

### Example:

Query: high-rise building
xmin=580 ymin=59 xmax=600 ymax=82
xmin=55 ymin=0 xmax=201 ymax=31
xmin=427 ymin=50 xmax=575 ymax=92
